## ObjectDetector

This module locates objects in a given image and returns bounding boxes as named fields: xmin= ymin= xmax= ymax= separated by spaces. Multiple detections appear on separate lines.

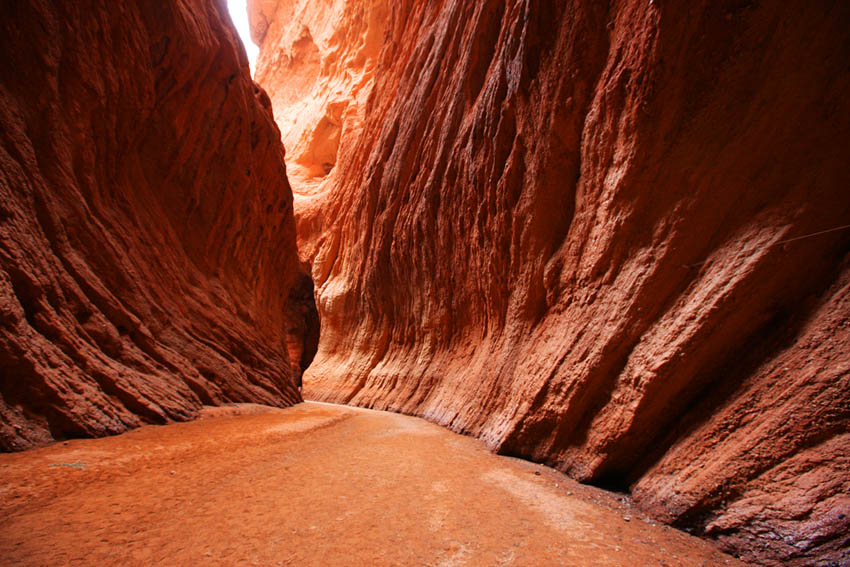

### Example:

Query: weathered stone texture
xmin=255 ymin=1 xmax=850 ymax=564
xmin=0 ymin=0 xmax=304 ymax=450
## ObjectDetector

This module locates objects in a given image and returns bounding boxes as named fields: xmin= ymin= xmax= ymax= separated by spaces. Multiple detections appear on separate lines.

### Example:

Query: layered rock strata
xmin=253 ymin=0 xmax=850 ymax=565
xmin=0 ymin=0 xmax=306 ymax=450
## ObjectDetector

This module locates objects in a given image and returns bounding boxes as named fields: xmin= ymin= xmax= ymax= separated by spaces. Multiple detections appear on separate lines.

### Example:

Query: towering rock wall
xmin=0 ymin=0 xmax=305 ymax=450
xmin=254 ymin=0 xmax=850 ymax=564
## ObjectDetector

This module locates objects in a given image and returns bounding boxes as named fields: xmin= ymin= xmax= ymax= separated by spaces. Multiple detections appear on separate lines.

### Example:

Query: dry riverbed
xmin=0 ymin=402 xmax=747 ymax=566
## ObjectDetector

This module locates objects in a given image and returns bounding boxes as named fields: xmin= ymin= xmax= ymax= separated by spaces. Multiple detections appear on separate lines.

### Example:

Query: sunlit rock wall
xmin=254 ymin=1 xmax=850 ymax=565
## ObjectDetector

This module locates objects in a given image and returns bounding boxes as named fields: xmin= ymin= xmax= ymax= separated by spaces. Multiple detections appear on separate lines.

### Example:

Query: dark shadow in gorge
xmin=285 ymin=267 xmax=320 ymax=389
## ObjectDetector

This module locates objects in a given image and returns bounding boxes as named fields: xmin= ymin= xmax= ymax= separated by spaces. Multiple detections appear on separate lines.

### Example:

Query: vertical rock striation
xmin=0 ymin=0 xmax=304 ymax=450
xmin=254 ymin=0 xmax=850 ymax=564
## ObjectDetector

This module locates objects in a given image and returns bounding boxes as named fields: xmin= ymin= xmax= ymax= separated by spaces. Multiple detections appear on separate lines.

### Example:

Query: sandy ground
xmin=0 ymin=402 xmax=747 ymax=566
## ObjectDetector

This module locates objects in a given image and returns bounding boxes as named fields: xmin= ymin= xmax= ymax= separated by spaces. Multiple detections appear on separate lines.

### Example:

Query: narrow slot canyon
xmin=0 ymin=1 xmax=848 ymax=566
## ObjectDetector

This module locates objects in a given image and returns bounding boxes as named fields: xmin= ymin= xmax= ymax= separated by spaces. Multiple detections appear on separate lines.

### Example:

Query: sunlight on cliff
xmin=227 ymin=0 xmax=258 ymax=74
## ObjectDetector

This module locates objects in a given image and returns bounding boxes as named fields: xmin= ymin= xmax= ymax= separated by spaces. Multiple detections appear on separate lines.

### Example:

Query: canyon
xmin=1 ymin=0 xmax=848 ymax=566
xmin=253 ymin=1 xmax=850 ymax=565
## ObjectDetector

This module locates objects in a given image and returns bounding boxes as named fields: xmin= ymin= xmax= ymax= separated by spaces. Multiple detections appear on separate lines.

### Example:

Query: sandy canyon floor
xmin=0 ymin=402 xmax=746 ymax=566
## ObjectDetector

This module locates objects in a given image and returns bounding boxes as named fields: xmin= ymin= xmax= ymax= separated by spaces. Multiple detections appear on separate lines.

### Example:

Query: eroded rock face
xmin=254 ymin=0 xmax=850 ymax=564
xmin=250 ymin=0 xmax=387 ymax=193
xmin=0 ymin=0 xmax=304 ymax=450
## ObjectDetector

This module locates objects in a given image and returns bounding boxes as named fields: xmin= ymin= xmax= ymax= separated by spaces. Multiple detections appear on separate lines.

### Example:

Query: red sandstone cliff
xmin=0 ymin=0 xmax=306 ymax=450
xmin=253 ymin=1 xmax=850 ymax=565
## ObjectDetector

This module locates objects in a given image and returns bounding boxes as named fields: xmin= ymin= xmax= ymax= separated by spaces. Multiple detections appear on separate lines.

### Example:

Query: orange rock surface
xmin=0 ymin=0 xmax=305 ymax=450
xmin=251 ymin=0 xmax=386 ymax=193
xmin=253 ymin=1 xmax=850 ymax=565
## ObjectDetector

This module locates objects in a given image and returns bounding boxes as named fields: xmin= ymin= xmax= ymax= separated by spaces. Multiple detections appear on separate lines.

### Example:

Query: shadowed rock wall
xmin=0 ymin=0 xmax=305 ymax=450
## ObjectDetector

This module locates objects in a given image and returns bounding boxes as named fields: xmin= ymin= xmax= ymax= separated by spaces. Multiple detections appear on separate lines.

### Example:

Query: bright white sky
xmin=227 ymin=0 xmax=259 ymax=74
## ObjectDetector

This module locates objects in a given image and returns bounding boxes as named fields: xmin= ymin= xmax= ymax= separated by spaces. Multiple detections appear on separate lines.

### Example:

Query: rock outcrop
xmin=250 ymin=0 xmax=387 ymax=194
xmin=253 ymin=0 xmax=850 ymax=565
xmin=0 ymin=0 xmax=306 ymax=450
